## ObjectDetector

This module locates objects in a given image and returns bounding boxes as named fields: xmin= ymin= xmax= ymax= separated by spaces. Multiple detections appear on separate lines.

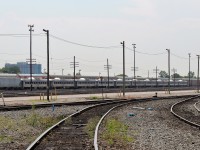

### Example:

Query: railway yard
xmin=0 ymin=90 xmax=199 ymax=150
xmin=2 ymin=0 xmax=200 ymax=149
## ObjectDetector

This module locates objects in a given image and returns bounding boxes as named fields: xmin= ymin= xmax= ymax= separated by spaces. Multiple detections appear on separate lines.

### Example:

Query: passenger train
xmin=0 ymin=76 xmax=188 ymax=89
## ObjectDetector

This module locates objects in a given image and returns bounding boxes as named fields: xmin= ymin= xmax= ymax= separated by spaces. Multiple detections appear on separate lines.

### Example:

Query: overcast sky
xmin=0 ymin=0 xmax=200 ymax=77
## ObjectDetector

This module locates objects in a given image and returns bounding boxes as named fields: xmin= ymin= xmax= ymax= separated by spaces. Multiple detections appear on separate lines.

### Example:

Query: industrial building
xmin=5 ymin=62 xmax=42 ymax=74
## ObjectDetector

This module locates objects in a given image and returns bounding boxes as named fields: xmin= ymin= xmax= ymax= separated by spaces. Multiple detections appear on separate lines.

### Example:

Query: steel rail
xmin=26 ymin=100 xmax=131 ymax=150
xmin=24 ymin=95 xmax=199 ymax=149
xmin=0 ymin=99 xmax=123 ymax=111
xmin=94 ymin=102 xmax=130 ymax=150
xmin=170 ymin=95 xmax=200 ymax=128
xmin=1 ymin=94 xmax=197 ymax=111
xmin=26 ymin=104 xmax=94 ymax=150
xmin=194 ymin=101 xmax=200 ymax=112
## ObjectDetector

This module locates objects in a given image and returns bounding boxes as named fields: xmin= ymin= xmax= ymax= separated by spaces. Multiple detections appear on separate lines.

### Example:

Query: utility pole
xmin=43 ymin=29 xmax=50 ymax=101
xmin=153 ymin=66 xmax=159 ymax=87
xmin=121 ymin=41 xmax=125 ymax=96
xmin=100 ymin=76 xmax=104 ymax=99
xmin=78 ymin=69 xmax=81 ymax=76
xmin=197 ymin=55 xmax=200 ymax=93
xmin=62 ymin=69 xmax=64 ymax=78
xmin=28 ymin=25 xmax=34 ymax=91
xmin=171 ymin=68 xmax=177 ymax=87
xmin=188 ymin=53 xmax=191 ymax=86
xmin=131 ymin=66 xmax=138 ymax=87
xmin=132 ymin=44 xmax=136 ymax=79
xmin=104 ymin=58 xmax=112 ymax=88
xmin=156 ymin=67 xmax=158 ymax=87
xmin=70 ymin=56 xmax=79 ymax=88
xmin=166 ymin=49 xmax=170 ymax=94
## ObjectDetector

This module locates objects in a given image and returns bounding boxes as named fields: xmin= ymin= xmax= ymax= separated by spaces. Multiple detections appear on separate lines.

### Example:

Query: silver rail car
xmin=0 ymin=77 xmax=21 ymax=89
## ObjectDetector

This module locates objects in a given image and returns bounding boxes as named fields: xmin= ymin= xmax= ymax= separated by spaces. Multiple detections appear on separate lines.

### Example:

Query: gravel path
xmin=99 ymin=98 xmax=200 ymax=150
xmin=0 ymin=105 xmax=91 ymax=150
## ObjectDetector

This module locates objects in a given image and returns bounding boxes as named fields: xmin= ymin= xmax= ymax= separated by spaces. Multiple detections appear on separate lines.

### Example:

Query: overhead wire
xmin=49 ymin=34 xmax=121 ymax=49
xmin=125 ymin=46 xmax=166 ymax=55
xmin=171 ymin=52 xmax=188 ymax=60
xmin=76 ymin=57 xmax=105 ymax=62
xmin=0 ymin=33 xmax=45 ymax=37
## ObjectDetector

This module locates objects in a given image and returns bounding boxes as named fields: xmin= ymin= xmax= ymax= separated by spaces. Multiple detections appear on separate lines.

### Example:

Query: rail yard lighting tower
xmin=166 ymin=49 xmax=170 ymax=94
xmin=121 ymin=41 xmax=125 ymax=96
xmin=43 ymin=29 xmax=50 ymax=101
xmin=197 ymin=55 xmax=200 ymax=93
xmin=28 ymin=24 xmax=34 ymax=91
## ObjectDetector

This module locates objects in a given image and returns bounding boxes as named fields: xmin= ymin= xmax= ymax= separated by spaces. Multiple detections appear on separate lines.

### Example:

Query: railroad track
xmin=171 ymin=95 xmax=200 ymax=128
xmin=26 ymin=100 xmax=133 ymax=150
xmin=26 ymin=95 xmax=193 ymax=150
xmin=0 ymin=99 xmax=124 ymax=111
xmin=194 ymin=101 xmax=200 ymax=112
xmin=0 ymin=87 xmax=195 ymax=98
xmin=0 ymin=95 xmax=195 ymax=112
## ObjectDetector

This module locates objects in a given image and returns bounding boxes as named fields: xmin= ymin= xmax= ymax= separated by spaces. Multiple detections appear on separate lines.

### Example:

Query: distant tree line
xmin=159 ymin=70 xmax=195 ymax=78
xmin=0 ymin=66 xmax=20 ymax=74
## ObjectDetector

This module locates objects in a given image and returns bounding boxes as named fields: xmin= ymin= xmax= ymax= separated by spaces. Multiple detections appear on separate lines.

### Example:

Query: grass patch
xmin=25 ymin=113 xmax=63 ymax=129
xmin=30 ymin=99 xmax=49 ymax=104
xmin=0 ymin=108 xmax=65 ymax=145
xmin=102 ymin=118 xmax=133 ymax=146
xmin=65 ymin=117 xmax=72 ymax=125
xmin=90 ymin=96 xmax=99 ymax=100
xmin=0 ymin=116 xmax=17 ymax=131
xmin=84 ymin=116 xmax=101 ymax=138
xmin=0 ymin=135 xmax=12 ymax=142
xmin=24 ymin=104 xmax=64 ymax=129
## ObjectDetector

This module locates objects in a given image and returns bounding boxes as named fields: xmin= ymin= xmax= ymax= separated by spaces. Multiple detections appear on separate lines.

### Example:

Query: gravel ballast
xmin=99 ymin=98 xmax=200 ymax=150
xmin=0 ymin=105 xmax=91 ymax=150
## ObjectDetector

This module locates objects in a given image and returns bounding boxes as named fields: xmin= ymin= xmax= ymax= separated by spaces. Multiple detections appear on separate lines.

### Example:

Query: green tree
xmin=171 ymin=73 xmax=182 ymax=78
xmin=188 ymin=71 xmax=195 ymax=78
xmin=0 ymin=66 xmax=20 ymax=74
xmin=159 ymin=71 xmax=169 ymax=78
xmin=184 ymin=71 xmax=195 ymax=78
